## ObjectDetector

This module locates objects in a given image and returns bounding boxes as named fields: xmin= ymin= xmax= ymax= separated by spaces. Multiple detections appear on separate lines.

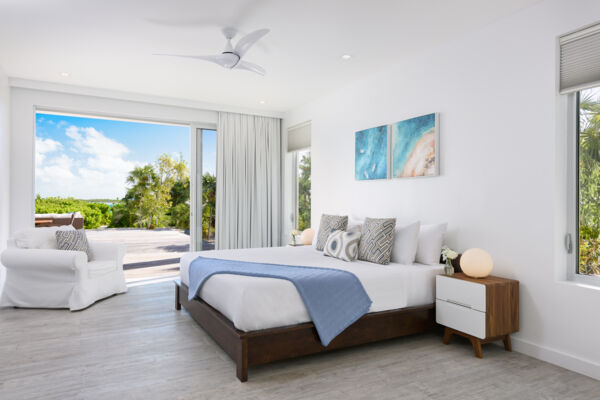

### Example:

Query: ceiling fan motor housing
xmin=221 ymin=52 xmax=241 ymax=68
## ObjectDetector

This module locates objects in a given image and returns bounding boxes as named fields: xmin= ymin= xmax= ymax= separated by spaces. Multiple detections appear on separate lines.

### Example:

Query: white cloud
xmin=36 ymin=126 xmax=140 ymax=199
xmin=36 ymin=137 xmax=63 ymax=167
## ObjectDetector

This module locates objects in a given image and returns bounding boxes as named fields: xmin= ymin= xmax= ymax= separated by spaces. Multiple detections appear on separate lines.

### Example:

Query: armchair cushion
xmin=88 ymin=242 xmax=126 ymax=262
xmin=14 ymin=225 xmax=75 ymax=249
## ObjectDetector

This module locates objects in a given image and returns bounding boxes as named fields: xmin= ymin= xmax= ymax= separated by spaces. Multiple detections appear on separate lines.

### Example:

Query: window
xmin=287 ymin=121 xmax=311 ymax=232
xmin=561 ymin=22 xmax=600 ymax=283
xmin=296 ymin=149 xmax=311 ymax=230
xmin=576 ymin=87 xmax=600 ymax=277
xmin=35 ymin=111 xmax=191 ymax=283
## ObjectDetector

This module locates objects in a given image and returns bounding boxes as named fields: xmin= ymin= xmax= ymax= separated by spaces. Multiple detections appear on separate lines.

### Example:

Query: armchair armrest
xmin=1 ymin=248 xmax=87 ymax=272
xmin=88 ymin=242 xmax=126 ymax=264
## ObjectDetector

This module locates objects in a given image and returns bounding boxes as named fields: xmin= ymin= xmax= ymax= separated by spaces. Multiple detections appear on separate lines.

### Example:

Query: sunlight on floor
xmin=127 ymin=274 xmax=179 ymax=288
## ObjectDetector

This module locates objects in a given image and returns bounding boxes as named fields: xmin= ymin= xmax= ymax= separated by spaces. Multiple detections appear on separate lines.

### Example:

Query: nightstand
xmin=436 ymin=273 xmax=519 ymax=358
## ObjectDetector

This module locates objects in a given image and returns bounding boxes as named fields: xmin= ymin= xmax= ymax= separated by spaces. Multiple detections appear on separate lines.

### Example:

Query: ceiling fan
xmin=155 ymin=28 xmax=269 ymax=75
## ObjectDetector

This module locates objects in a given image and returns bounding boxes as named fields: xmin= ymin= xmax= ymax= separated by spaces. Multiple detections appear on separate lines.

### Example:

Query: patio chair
xmin=0 ymin=226 xmax=127 ymax=311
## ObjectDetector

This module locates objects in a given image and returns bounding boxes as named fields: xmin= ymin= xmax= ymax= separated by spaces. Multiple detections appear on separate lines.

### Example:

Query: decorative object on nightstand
xmin=290 ymin=229 xmax=300 ymax=246
xmin=441 ymin=245 xmax=458 ymax=276
xmin=300 ymin=228 xmax=315 ymax=245
xmin=436 ymin=273 xmax=519 ymax=358
xmin=460 ymin=248 xmax=494 ymax=278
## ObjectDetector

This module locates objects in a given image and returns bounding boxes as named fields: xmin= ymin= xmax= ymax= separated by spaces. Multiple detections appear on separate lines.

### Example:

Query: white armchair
xmin=0 ymin=227 xmax=127 ymax=311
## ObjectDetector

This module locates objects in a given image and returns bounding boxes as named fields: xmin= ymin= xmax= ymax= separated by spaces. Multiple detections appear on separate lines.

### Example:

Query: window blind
xmin=287 ymin=121 xmax=311 ymax=152
xmin=560 ymin=22 xmax=600 ymax=94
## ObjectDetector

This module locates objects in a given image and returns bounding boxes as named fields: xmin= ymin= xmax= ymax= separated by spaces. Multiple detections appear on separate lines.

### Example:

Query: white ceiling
xmin=0 ymin=0 xmax=540 ymax=112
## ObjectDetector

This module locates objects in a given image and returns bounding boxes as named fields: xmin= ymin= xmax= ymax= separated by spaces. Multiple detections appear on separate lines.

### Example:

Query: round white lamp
xmin=300 ymin=228 xmax=315 ymax=245
xmin=460 ymin=248 xmax=494 ymax=278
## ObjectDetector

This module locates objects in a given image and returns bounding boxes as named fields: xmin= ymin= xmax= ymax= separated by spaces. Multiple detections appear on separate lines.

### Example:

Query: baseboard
xmin=509 ymin=336 xmax=600 ymax=381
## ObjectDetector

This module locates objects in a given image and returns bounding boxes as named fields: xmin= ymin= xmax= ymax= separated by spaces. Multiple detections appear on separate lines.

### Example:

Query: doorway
xmin=34 ymin=111 xmax=200 ymax=284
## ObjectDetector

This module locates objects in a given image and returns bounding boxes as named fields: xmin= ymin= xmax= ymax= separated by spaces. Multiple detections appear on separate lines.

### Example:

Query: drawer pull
xmin=446 ymin=299 xmax=473 ymax=309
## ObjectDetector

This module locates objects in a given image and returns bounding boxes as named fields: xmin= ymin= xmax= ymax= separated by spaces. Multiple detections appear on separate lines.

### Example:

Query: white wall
xmin=284 ymin=0 xmax=600 ymax=380
xmin=10 ymin=87 xmax=219 ymax=234
xmin=0 ymin=67 xmax=10 ymax=291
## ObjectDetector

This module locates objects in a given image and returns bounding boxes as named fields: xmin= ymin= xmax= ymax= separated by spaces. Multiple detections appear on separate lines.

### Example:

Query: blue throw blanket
xmin=188 ymin=256 xmax=372 ymax=346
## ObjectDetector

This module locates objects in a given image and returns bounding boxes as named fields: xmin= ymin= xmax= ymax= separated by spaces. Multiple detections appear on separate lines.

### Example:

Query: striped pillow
xmin=324 ymin=230 xmax=362 ymax=262
xmin=55 ymin=230 xmax=91 ymax=260
xmin=358 ymin=217 xmax=396 ymax=265
xmin=315 ymin=214 xmax=348 ymax=251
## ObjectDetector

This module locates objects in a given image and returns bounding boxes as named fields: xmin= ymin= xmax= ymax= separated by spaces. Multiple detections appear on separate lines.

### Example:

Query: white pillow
xmin=347 ymin=218 xmax=364 ymax=232
xmin=415 ymin=223 xmax=447 ymax=265
xmin=391 ymin=221 xmax=421 ymax=264
xmin=313 ymin=218 xmax=363 ymax=248
xmin=14 ymin=225 xmax=76 ymax=249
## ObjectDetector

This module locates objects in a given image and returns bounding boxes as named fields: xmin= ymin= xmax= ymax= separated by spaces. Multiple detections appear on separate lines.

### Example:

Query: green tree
xmin=297 ymin=153 xmax=311 ymax=231
xmin=111 ymin=154 xmax=191 ymax=229
xmin=124 ymin=165 xmax=162 ymax=228
xmin=202 ymin=173 xmax=216 ymax=239
xmin=578 ymin=91 xmax=600 ymax=274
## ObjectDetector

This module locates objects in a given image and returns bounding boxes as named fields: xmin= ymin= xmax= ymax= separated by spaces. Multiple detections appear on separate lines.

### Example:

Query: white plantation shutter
xmin=287 ymin=121 xmax=311 ymax=152
xmin=560 ymin=22 xmax=600 ymax=93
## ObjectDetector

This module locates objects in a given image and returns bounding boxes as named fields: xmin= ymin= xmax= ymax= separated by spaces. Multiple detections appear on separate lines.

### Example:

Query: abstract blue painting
xmin=355 ymin=125 xmax=388 ymax=180
xmin=391 ymin=113 xmax=438 ymax=178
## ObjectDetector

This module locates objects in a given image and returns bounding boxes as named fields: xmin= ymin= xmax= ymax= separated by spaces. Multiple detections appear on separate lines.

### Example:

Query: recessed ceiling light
xmin=60 ymin=72 xmax=70 ymax=77
xmin=341 ymin=54 xmax=352 ymax=60
xmin=259 ymin=100 xmax=266 ymax=104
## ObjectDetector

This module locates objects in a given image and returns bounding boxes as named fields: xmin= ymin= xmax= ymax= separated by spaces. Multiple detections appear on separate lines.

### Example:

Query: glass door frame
xmin=190 ymin=126 xmax=217 ymax=251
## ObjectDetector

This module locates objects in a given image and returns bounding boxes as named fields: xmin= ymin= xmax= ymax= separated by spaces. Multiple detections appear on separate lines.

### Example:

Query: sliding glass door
xmin=191 ymin=128 xmax=217 ymax=251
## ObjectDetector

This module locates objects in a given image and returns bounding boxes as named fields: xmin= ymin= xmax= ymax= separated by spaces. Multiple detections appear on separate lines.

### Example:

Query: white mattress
xmin=180 ymin=246 xmax=444 ymax=332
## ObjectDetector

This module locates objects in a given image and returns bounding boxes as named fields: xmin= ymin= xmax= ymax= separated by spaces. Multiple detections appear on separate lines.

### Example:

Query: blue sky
xmin=35 ymin=113 xmax=216 ymax=199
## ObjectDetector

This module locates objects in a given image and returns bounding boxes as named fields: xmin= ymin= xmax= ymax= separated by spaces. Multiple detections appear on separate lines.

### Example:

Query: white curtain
xmin=215 ymin=112 xmax=281 ymax=249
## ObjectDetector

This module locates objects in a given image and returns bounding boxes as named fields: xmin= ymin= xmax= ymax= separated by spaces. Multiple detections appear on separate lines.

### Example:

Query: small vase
xmin=291 ymin=236 xmax=297 ymax=246
xmin=444 ymin=259 xmax=454 ymax=276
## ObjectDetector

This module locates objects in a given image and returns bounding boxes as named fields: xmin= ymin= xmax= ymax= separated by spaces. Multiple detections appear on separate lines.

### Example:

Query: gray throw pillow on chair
xmin=55 ymin=229 xmax=91 ymax=260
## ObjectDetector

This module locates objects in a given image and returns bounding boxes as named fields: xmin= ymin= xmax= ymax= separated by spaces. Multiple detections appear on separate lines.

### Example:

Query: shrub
xmin=35 ymin=195 xmax=112 ymax=229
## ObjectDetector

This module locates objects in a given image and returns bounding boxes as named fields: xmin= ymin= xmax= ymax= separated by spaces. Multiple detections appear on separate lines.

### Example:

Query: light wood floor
xmin=1 ymin=282 xmax=598 ymax=400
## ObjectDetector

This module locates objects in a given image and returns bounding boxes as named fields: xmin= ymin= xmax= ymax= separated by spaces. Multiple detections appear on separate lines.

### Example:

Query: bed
xmin=176 ymin=245 xmax=447 ymax=381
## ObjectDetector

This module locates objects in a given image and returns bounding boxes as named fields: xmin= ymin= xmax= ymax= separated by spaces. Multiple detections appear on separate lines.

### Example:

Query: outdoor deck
xmin=86 ymin=228 xmax=212 ymax=282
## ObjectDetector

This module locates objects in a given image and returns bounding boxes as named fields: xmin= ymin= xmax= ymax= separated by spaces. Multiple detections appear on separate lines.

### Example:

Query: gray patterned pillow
xmin=358 ymin=217 xmax=396 ymax=265
xmin=315 ymin=214 xmax=348 ymax=251
xmin=324 ymin=230 xmax=362 ymax=262
xmin=55 ymin=230 xmax=91 ymax=260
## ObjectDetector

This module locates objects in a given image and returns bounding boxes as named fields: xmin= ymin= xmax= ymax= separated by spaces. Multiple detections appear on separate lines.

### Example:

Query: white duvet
xmin=180 ymin=246 xmax=443 ymax=332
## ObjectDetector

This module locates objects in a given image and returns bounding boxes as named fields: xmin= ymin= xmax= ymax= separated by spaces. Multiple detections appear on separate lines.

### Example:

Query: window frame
xmin=567 ymin=89 xmax=600 ymax=285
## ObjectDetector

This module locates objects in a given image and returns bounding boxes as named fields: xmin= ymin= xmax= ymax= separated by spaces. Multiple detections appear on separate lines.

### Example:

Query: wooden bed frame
xmin=176 ymin=281 xmax=437 ymax=382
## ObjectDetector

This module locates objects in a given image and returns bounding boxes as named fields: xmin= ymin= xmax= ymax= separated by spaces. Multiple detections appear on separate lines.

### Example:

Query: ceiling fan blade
xmin=154 ymin=53 xmax=230 ymax=67
xmin=234 ymin=28 xmax=269 ymax=58
xmin=235 ymin=60 xmax=266 ymax=76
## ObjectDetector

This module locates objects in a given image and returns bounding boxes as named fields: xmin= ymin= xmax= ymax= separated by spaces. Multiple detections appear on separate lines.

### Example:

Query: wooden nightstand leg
xmin=503 ymin=335 xmax=512 ymax=352
xmin=470 ymin=338 xmax=483 ymax=358
xmin=442 ymin=327 xmax=452 ymax=344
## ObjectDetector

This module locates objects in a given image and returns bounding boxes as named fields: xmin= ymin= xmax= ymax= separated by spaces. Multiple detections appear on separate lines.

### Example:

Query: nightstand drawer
xmin=436 ymin=275 xmax=486 ymax=312
xmin=436 ymin=299 xmax=486 ymax=339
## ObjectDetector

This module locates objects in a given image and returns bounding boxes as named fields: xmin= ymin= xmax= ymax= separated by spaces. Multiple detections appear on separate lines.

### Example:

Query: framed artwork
xmin=355 ymin=125 xmax=389 ymax=180
xmin=391 ymin=113 xmax=439 ymax=178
